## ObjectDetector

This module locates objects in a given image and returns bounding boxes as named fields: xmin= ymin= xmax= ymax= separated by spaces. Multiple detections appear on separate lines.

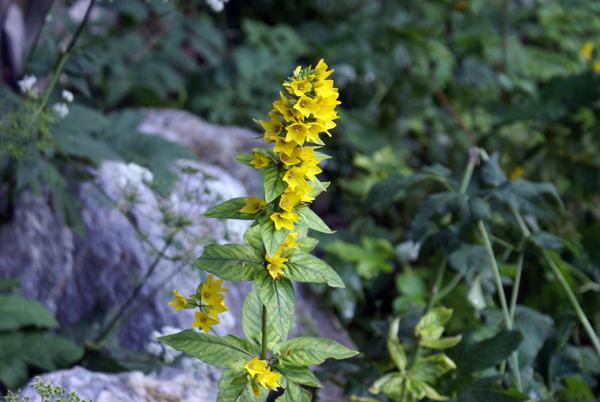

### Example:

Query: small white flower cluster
xmin=206 ymin=0 xmax=229 ymax=12
xmin=147 ymin=326 xmax=183 ymax=364
xmin=115 ymin=162 xmax=154 ymax=192
xmin=17 ymin=75 xmax=40 ymax=98
xmin=51 ymin=90 xmax=75 ymax=119
xmin=394 ymin=240 xmax=422 ymax=263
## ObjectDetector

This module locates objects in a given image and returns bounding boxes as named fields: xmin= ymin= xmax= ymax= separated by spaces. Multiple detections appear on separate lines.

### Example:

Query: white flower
xmin=62 ymin=90 xmax=74 ymax=103
xmin=17 ymin=75 xmax=40 ymax=98
xmin=52 ymin=103 xmax=70 ymax=118
xmin=206 ymin=0 xmax=229 ymax=12
xmin=394 ymin=240 xmax=421 ymax=263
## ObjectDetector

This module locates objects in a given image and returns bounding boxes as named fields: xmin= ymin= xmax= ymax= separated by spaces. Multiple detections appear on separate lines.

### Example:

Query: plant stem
xmin=261 ymin=305 xmax=268 ymax=360
xmin=509 ymin=251 xmax=525 ymax=324
xmin=459 ymin=148 xmax=479 ymax=195
xmin=478 ymin=220 xmax=522 ymax=391
xmin=540 ymin=249 xmax=600 ymax=358
xmin=433 ymin=263 xmax=468 ymax=304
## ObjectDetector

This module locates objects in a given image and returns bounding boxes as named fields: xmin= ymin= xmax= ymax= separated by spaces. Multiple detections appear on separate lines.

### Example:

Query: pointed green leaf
xmin=412 ymin=354 xmax=457 ymax=383
xmin=217 ymin=370 xmax=266 ymax=402
xmin=297 ymin=237 xmax=319 ymax=252
xmin=0 ymin=294 xmax=59 ymax=331
xmin=253 ymin=148 xmax=278 ymax=160
xmin=202 ymin=197 xmax=264 ymax=220
xmin=277 ymin=366 xmax=323 ymax=388
xmin=242 ymin=287 xmax=280 ymax=350
xmin=294 ymin=206 xmax=335 ymax=234
xmin=307 ymin=179 xmax=330 ymax=197
xmin=276 ymin=380 xmax=312 ymax=402
xmin=159 ymin=330 xmax=254 ymax=369
xmin=286 ymin=251 xmax=344 ymax=288
xmin=420 ymin=335 xmax=463 ymax=350
xmin=312 ymin=151 xmax=331 ymax=160
xmin=406 ymin=378 xmax=449 ymax=401
xmin=263 ymin=162 xmax=287 ymax=203
xmin=243 ymin=223 xmax=265 ymax=254
xmin=234 ymin=153 xmax=256 ymax=167
xmin=254 ymin=272 xmax=295 ymax=342
xmin=272 ymin=337 xmax=358 ymax=367
xmin=260 ymin=214 xmax=290 ymax=257
xmin=196 ymin=244 xmax=264 ymax=282
xmin=452 ymin=330 xmax=524 ymax=376
xmin=415 ymin=307 xmax=453 ymax=340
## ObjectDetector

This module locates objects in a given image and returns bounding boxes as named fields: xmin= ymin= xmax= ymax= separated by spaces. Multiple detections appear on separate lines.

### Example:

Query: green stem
xmin=541 ymin=249 xmax=600 ymax=358
xmin=433 ymin=263 xmax=468 ymax=304
xmin=459 ymin=148 xmax=479 ymax=195
xmin=490 ymin=234 xmax=518 ymax=251
xmin=478 ymin=220 xmax=522 ymax=391
xmin=508 ymin=251 xmax=525 ymax=324
xmin=261 ymin=305 xmax=268 ymax=360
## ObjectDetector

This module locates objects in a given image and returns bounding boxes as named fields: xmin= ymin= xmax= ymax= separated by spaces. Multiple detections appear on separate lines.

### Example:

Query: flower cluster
xmin=244 ymin=356 xmax=282 ymax=397
xmin=168 ymin=274 xmax=228 ymax=333
xmin=239 ymin=59 xmax=339 ymax=280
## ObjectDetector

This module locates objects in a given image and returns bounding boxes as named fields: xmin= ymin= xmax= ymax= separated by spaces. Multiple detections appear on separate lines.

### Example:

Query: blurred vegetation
xmin=2 ymin=0 xmax=600 ymax=401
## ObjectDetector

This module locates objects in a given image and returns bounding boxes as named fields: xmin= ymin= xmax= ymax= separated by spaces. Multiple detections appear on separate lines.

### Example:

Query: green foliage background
xmin=2 ymin=0 xmax=600 ymax=401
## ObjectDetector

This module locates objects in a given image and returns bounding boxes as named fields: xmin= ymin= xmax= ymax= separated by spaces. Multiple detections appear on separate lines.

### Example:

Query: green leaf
xmin=234 ymin=153 xmax=256 ymax=167
xmin=53 ymin=131 xmax=123 ymax=165
xmin=286 ymin=250 xmax=344 ymax=288
xmin=412 ymin=354 xmax=457 ymax=383
xmin=202 ymin=198 xmax=263 ymax=220
xmin=243 ymin=223 xmax=265 ymax=254
xmin=457 ymin=376 xmax=529 ymax=402
xmin=20 ymin=334 xmax=84 ymax=371
xmin=260 ymin=214 xmax=289 ymax=258
xmin=480 ymin=153 xmax=507 ymax=187
xmin=241 ymin=286 xmax=280 ymax=350
xmin=277 ymin=366 xmax=323 ymax=388
xmin=420 ymin=335 xmax=462 ymax=350
xmin=297 ymin=237 xmax=319 ymax=252
xmin=217 ymin=370 xmax=265 ymax=402
xmin=415 ymin=307 xmax=453 ymax=341
xmin=272 ymin=337 xmax=358 ymax=367
xmin=0 ymin=356 xmax=27 ymax=390
xmin=529 ymin=231 xmax=565 ymax=250
xmin=276 ymin=380 xmax=312 ymax=402
xmin=294 ymin=206 xmax=335 ymax=234
xmin=0 ymin=278 xmax=20 ymax=290
xmin=369 ymin=372 xmax=403 ymax=398
xmin=469 ymin=196 xmax=490 ymax=221
xmin=406 ymin=378 xmax=449 ymax=401
xmin=159 ymin=330 xmax=254 ymax=369
xmin=254 ymin=272 xmax=295 ymax=342
xmin=196 ymin=244 xmax=264 ymax=282
xmin=263 ymin=162 xmax=287 ymax=203
xmin=253 ymin=148 xmax=278 ymax=160
xmin=0 ymin=294 xmax=59 ymax=331
xmin=307 ymin=178 xmax=330 ymax=198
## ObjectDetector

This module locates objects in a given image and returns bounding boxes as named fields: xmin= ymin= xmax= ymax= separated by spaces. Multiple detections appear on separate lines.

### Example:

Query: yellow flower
xmin=245 ymin=356 xmax=268 ymax=378
xmin=252 ymin=382 xmax=261 ymax=398
xmin=509 ymin=166 xmax=524 ymax=181
xmin=192 ymin=311 xmax=219 ymax=333
xmin=200 ymin=283 xmax=225 ymax=305
xmin=581 ymin=41 xmax=594 ymax=61
xmin=206 ymin=300 xmax=228 ymax=319
xmin=279 ymin=192 xmax=302 ymax=212
xmin=167 ymin=289 xmax=188 ymax=312
xmin=239 ymin=194 xmax=267 ymax=214
xmin=249 ymin=153 xmax=270 ymax=169
xmin=283 ymin=166 xmax=308 ymax=190
xmin=272 ymin=136 xmax=299 ymax=156
xmin=267 ymin=263 xmax=284 ymax=279
xmin=301 ymin=158 xmax=322 ymax=182
xmin=285 ymin=185 xmax=315 ymax=203
xmin=281 ymin=233 xmax=301 ymax=250
xmin=290 ymin=77 xmax=312 ymax=96
xmin=285 ymin=121 xmax=310 ymax=145
xmin=306 ymin=122 xmax=325 ymax=143
xmin=314 ymin=58 xmax=334 ymax=80
xmin=279 ymin=148 xmax=302 ymax=166
xmin=293 ymin=95 xmax=320 ymax=118
xmin=258 ymin=114 xmax=283 ymax=140
xmin=271 ymin=210 xmax=299 ymax=231
xmin=594 ymin=61 xmax=600 ymax=73
xmin=266 ymin=250 xmax=288 ymax=278
xmin=206 ymin=274 xmax=229 ymax=293
xmin=257 ymin=370 xmax=281 ymax=390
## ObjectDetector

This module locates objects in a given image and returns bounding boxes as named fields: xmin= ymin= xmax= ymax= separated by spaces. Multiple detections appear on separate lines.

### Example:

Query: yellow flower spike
xmin=279 ymin=148 xmax=302 ymax=166
xmin=200 ymin=283 xmax=225 ymax=305
xmin=192 ymin=311 xmax=219 ymax=333
xmin=249 ymin=153 xmax=269 ymax=169
xmin=581 ymin=41 xmax=594 ymax=61
xmin=293 ymin=95 xmax=320 ymax=119
xmin=239 ymin=194 xmax=267 ymax=214
xmin=167 ymin=289 xmax=188 ymax=312
xmin=285 ymin=121 xmax=310 ymax=145
xmin=279 ymin=192 xmax=302 ymax=212
xmin=258 ymin=114 xmax=283 ymax=140
xmin=272 ymin=136 xmax=299 ymax=156
xmin=245 ymin=356 xmax=268 ymax=378
xmin=283 ymin=166 xmax=309 ymax=190
xmin=206 ymin=274 xmax=228 ymax=293
xmin=206 ymin=300 xmax=228 ymax=319
xmin=257 ymin=370 xmax=281 ymax=390
xmin=285 ymin=185 xmax=315 ymax=203
xmin=275 ymin=104 xmax=299 ymax=123
xmin=290 ymin=77 xmax=313 ymax=97
xmin=270 ymin=210 xmax=299 ymax=231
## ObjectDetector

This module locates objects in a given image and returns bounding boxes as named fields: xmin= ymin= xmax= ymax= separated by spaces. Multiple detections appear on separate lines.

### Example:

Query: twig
xmin=434 ymin=89 xmax=478 ymax=144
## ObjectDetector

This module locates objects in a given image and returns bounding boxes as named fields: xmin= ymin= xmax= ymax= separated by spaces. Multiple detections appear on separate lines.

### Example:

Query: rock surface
xmin=0 ymin=110 xmax=352 ymax=401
